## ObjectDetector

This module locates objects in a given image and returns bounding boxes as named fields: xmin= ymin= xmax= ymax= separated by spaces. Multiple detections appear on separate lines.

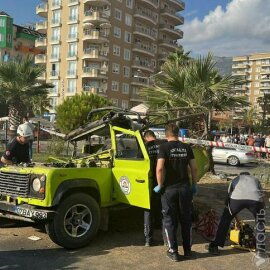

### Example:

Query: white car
xmin=212 ymin=147 xmax=256 ymax=166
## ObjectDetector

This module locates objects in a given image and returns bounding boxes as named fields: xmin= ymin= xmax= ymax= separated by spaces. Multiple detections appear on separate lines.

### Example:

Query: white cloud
xmin=181 ymin=0 xmax=270 ymax=56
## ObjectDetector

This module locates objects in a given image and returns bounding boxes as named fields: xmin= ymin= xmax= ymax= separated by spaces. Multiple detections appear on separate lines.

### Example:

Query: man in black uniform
xmin=1 ymin=123 xmax=32 ymax=165
xmin=143 ymin=130 xmax=166 ymax=246
xmin=155 ymin=123 xmax=198 ymax=262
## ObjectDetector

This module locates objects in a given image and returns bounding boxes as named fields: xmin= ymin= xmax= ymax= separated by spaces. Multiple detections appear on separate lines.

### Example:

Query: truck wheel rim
xmin=64 ymin=204 xmax=92 ymax=238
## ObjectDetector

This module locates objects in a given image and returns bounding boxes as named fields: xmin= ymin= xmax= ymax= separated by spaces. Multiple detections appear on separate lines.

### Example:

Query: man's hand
xmin=153 ymin=185 xmax=162 ymax=193
xmin=191 ymin=183 xmax=198 ymax=195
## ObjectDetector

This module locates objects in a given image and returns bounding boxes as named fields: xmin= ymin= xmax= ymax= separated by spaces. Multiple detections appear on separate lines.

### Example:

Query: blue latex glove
xmin=191 ymin=183 xmax=198 ymax=195
xmin=153 ymin=185 xmax=162 ymax=193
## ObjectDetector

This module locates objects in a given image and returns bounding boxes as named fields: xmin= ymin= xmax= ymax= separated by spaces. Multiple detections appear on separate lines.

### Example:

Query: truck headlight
xmin=30 ymin=175 xmax=46 ymax=198
xmin=32 ymin=178 xmax=41 ymax=192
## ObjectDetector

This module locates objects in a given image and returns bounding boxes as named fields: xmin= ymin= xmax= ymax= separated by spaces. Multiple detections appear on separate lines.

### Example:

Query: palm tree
xmin=0 ymin=56 xmax=53 ymax=135
xmin=141 ymin=52 xmax=249 ymax=137
xmin=241 ymin=106 xmax=260 ymax=134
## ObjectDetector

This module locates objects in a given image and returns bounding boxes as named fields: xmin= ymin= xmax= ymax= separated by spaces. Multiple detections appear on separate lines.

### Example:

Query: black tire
xmin=45 ymin=193 xmax=100 ymax=249
xmin=227 ymin=155 xmax=240 ymax=166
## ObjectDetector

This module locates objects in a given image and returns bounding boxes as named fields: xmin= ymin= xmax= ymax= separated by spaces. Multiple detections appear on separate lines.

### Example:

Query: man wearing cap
xmin=0 ymin=123 xmax=32 ymax=165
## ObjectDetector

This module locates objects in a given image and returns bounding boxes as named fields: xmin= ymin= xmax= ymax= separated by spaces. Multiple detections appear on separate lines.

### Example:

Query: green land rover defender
xmin=0 ymin=109 xmax=209 ymax=249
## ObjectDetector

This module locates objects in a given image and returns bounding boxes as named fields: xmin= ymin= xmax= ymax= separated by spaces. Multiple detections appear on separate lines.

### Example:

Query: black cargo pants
xmin=161 ymin=183 xmax=192 ymax=252
xmin=213 ymin=199 xmax=265 ymax=253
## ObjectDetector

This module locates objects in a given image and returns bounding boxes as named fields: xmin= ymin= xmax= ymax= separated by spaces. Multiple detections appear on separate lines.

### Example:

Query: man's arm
xmin=189 ymin=159 xmax=198 ymax=184
xmin=1 ymin=156 xmax=12 ymax=165
xmin=156 ymin=158 xmax=165 ymax=187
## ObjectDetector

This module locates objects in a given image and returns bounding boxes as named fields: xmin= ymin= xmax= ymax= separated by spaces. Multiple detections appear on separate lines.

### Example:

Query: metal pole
xmin=5 ymin=120 xmax=8 ymax=149
xmin=37 ymin=121 xmax=40 ymax=153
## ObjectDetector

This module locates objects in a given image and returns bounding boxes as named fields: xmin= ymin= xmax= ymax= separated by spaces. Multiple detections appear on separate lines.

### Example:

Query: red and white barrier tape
xmin=178 ymin=137 xmax=269 ymax=153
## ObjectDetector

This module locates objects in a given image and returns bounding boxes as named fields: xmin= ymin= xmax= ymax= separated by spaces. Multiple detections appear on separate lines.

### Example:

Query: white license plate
xmin=16 ymin=207 xmax=47 ymax=219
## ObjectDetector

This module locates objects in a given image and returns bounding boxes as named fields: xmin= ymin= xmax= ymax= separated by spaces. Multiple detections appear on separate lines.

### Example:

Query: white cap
xmin=17 ymin=124 xmax=33 ymax=137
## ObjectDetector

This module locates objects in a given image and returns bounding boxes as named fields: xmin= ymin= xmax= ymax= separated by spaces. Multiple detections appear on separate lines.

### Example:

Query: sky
xmin=0 ymin=0 xmax=269 ymax=57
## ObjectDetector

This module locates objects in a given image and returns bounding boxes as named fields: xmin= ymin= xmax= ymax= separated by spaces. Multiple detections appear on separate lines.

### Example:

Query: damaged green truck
xmin=0 ymin=109 xmax=209 ymax=249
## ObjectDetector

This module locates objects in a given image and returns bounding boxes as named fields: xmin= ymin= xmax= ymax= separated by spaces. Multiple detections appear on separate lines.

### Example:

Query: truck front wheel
xmin=45 ymin=193 xmax=100 ymax=249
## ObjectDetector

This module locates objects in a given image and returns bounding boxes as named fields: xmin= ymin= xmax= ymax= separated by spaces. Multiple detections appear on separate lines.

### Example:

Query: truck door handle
xmin=136 ymin=179 xmax=145 ymax=183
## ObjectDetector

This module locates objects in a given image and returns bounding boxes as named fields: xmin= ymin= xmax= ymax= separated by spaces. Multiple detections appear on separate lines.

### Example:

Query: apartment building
xmin=35 ymin=0 xmax=184 ymax=113
xmin=0 ymin=11 xmax=45 ymax=63
xmin=232 ymin=52 xmax=270 ymax=119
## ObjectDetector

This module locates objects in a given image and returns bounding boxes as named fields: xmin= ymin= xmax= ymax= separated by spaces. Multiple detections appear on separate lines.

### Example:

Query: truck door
xmin=111 ymin=126 xmax=150 ymax=209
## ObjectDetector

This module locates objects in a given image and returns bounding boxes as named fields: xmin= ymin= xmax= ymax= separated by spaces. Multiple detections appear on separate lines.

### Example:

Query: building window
xmin=123 ymin=66 xmax=130 ymax=77
xmin=68 ymin=25 xmax=77 ymax=39
xmin=124 ymin=49 xmax=131 ymax=60
xmin=51 ymin=45 xmax=60 ymax=59
xmin=256 ymin=67 xmax=261 ymax=72
xmin=69 ymin=6 xmax=78 ymax=21
xmin=0 ymin=18 xmax=5 ymax=27
xmin=51 ymin=27 xmax=60 ymax=41
xmin=122 ymin=83 xmax=129 ymax=94
xmin=67 ymin=61 xmax=76 ymax=75
xmin=112 ymin=81 xmax=119 ymax=91
xmin=126 ymin=0 xmax=133 ymax=8
xmin=125 ymin=14 xmax=132 ymax=26
xmin=124 ymin=31 xmax=131 ymax=43
xmin=114 ymin=8 xmax=122 ymax=21
xmin=51 ymin=63 xmax=59 ymax=76
xmin=67 ymin=79 xmax=76 ymax=93
xmin=51 ymin=81 xmax=59 ymax=94
xmin=68 ymin=42 xmax=77 ymax=57
xmin=122 ymin=100 xmax=129 ymax=109
xmin=113 ymin=45 xmax=121 ymax=56
xmin=50 ymin=97 xmax=58 ymax=109
xmin=7 ymin=34 xmax=12 ymax=43
xmin=255 ymin=82 xmax=260 ymax=87
xmin=112 ymin=63 xmax=120 ymax=74
xmin=114 ymin=27 xmax=121 ymax=38
xmin=52 ymin=10 xmax=61 ymax=24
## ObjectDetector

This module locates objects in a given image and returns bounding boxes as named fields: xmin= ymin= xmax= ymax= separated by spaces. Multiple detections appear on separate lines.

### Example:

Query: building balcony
xmin=82 ymin=67 xmax=108 ymax=79
xmin=260 ymin=85 xmax=270 ymax=90
xmin=261 ymin=62 xmax=270 ymax=67
xmin=159 ymin=39 xmax=179 ymax=50
xmin=167 ymin=0 xmax=185 ymax=11
xmin=160 ymin=24 xmax=183 ymax=38
xmin=132 ymin=43 xmax=155 ymax=57
xmin=68 ymin=0 xmax=79 ymax=6
xmin=139 ymin=0 xmax=159 ymax=9
xmin=261 ymin=75 xmax=270 ymax=81
xmin=134 ymin=26 xmax=157 ymax=41
xmin=233 ymin=71 xmax=249 ymax=76
xmin=160 ymin=9 xmax=184 ymax=24
xmin=35 ymin=54 xmax=46 ymax=64
xmin=83 ymin=30 xmax=109 ymax=43
xmin=35 ymin=37 xmax=47 ymax=49
xmin=134 ymin=8 xmax=158 ymax=25
xmin=82 ymin=48 xmax=108 ymax=60
xmin=132 ymin=60 xmax=155 ymax=73
xmin=83 ymin=10 xmax=110 ymax=24
xmin=130 ymin=92 xmax=143 ymax=102
xmin=83 ymin=85 xmax=107 ymax=96
xmin=232 ymin=64 xmax=249 ymax=69
xmin=83 ymin=0 xmax=111 ymax=5
xmin=49 ymin=70 xmax=60 ymax=79
xmin=36 ymin=3 xmax=48 ymax=17
xmin=261 ymin=69 xmax=270 ymax=75
xmin=35 ymin=21 xmax=47 ymax=33
xmin=131 ymin=77 xmax=149 ymax=87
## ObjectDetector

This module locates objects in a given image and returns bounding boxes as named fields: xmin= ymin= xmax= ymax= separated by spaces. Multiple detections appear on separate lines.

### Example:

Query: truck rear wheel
xmin=45 ymin=193 xmax=100 ymax=249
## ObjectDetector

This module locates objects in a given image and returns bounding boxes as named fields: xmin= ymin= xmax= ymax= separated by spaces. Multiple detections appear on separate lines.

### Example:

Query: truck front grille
xmin=0 ymin=172 xmax=30 ymax=197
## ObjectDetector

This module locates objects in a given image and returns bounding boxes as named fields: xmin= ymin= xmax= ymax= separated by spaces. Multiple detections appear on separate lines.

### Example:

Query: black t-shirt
xmin=158 ymin=140 xmax=194 ymax=187
xmin=145 ymin=139 xmax=166 ymax=186
xmin=2 ymin=138 xmax=30 ymax=164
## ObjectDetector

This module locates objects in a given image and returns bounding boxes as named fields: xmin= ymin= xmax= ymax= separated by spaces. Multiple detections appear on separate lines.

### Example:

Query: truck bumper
xmin=0 ymin=201 xmax=55 ymax=222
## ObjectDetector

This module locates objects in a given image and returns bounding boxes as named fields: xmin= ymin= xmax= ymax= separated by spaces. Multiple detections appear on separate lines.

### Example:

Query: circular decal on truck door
xmin=119 ymin=176 xmax=131 ymax=195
